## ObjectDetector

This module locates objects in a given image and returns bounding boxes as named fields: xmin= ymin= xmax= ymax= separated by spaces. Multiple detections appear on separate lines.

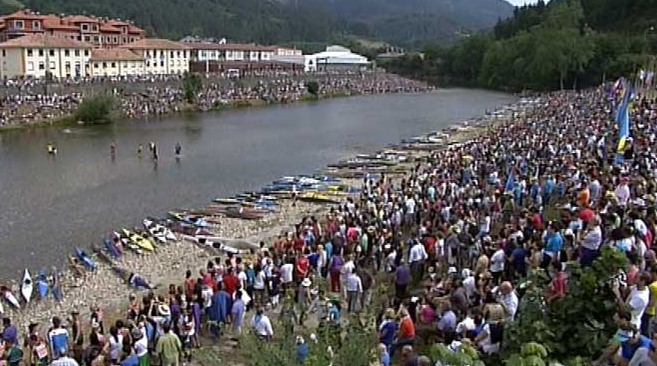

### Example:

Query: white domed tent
xmin=304 ymin=45 xmax=370 ymax=72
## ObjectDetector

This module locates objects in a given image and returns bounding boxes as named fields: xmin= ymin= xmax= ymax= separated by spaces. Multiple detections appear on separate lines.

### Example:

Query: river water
xmin=0 ymin=89 xmax=514 ymax=278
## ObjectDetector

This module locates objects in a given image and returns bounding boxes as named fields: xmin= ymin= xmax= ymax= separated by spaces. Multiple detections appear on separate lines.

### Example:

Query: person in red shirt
xmin=423 ymin=233 xmax=437 ymax=261
xmin=222 ymin=267 xmax=240 ymax=296
xmin=295 ymin=252 xmax=310 ymax=281
xmin=293 ymin=233 xmax=305 ymax=252
xmin=390 ymin=308 xmax=416 ymax=358
xmin=184 ymin=270 xmax=197 ymax=300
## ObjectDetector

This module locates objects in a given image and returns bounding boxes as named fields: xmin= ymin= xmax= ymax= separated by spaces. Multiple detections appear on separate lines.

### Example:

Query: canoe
xmin=92 ymin=244 xmax=114 ymax=264
xmin=298 ymin=192 xmax=341 ymax=204
xmin=103 ymin=235 xmax=120 ymax=258
xmin=37 ymin=268 xmax=48 ymax=300
xmin=122 ymin=229 xmax=154 ymax=251
xmin=182 ymin=235 xmax=242 ymax=255
xmin=144 ymin=219 xmax=176 ymax=242
xmin=223 ymin=207 xmax=263 ymax=220
xmin=52 ymin=268 xmax=62 ymax=302
xmin=21 ymin=269 xmax=33 ymax=303
xmin=75 ymin=247 xmax=97 ymax=270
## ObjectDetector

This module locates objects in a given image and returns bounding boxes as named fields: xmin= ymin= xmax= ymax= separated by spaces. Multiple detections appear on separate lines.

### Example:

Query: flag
xmin=505 ymin=169 xmax=515 ymax=192
xmin=616 ymin=84 xmax=633 ymax=152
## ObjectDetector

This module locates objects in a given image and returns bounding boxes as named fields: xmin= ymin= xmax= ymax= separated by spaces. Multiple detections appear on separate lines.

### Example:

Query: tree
xmin=306 ymin=81 xmax=320 ymax=95
xmin=182 ymin=72 xmax=202 ymax=103
xmin=75 ymin=94 xmax=115 ymax=124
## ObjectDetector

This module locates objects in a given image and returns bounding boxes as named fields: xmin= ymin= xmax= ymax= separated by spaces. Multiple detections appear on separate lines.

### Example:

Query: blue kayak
xmin=103 ymin=235 xmax=120 ymax=258
xmin=37 ymin=268 xmax=48 ymax=300
xmin=75 ymin=247 xmax=96 ymax=270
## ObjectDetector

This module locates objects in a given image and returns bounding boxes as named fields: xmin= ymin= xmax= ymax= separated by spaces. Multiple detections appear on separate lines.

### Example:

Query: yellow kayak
xmin=298 ymin=192 xmax=340 ymax=204
xmin=122 ymin=229 xmax=155 ymax=251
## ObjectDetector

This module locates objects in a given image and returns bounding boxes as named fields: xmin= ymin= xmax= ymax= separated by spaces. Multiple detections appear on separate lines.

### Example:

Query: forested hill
xmin=383 ymin=0 xmax=657 ymax=92
xmin=0 ymin=0 xmax=513 ymax=47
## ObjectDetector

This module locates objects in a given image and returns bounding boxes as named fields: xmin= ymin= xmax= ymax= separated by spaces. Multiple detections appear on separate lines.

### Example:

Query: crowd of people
xmin=5 ymin=82 xmax=657 ymax=366
xmin=0 ymin=71 xmax=431 ymax=126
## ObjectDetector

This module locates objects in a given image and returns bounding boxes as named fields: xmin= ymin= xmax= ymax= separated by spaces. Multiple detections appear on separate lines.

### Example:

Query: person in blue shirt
xmin=295 ymin=336 xmax=309 ymax=364
xmin=378 ymin=308 xmax=397 ymax=348
xmin=542 ymin=223 xmax=563 ymax=268
xmin=594 ymin=328 xmax=652 ymax=366
xmin=47 ymin=317 xmax=70 ymax=359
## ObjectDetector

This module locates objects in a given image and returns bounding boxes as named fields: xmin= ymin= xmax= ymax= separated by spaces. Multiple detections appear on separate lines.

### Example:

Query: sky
xmin=506 ymin=0 xmax=542 ymax=5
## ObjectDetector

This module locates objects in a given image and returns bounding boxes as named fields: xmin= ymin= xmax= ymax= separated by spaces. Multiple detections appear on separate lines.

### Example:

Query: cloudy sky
xmin=506 ymin=0 xmax=542 ymax=5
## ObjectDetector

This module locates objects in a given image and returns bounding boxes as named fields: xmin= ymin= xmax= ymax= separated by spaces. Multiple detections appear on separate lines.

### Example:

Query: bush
xmin=306 ymin=81 xmax=320 ymax=95
xmin=183 ymin=72 xmax=203 ymax=103
xmin=75 ymin=95 xmax=115 ymax=124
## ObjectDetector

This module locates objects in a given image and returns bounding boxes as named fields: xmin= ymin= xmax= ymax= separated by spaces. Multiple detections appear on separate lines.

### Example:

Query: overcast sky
xmin=506 ymin=0 xmax=542 ymax=5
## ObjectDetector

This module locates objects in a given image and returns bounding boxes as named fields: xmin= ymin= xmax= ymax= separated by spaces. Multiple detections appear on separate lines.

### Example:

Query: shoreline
xmin=1 ymin=93 xmax=531 ymax=336
xmin=0 ymin=72 xmax=433 ymax=133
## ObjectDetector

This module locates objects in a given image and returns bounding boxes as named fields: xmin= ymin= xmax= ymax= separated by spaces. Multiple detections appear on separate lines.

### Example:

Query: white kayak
xmin=4 ymin=290 xmax=20 ymax=308
xmin=22 ymin=269 xmax=33 ymax=303
xmin=144 ymin=219 xmax=176 ymax=242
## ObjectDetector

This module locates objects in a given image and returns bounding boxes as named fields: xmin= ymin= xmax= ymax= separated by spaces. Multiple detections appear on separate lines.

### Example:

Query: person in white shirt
xmin=280 ymin=261 xmax=294 ymax=291
xmin=615 ymin=272 xmax=651 ymax=331
xmin=253 ymin=266 xmax=266 ymax=308
xmin=489 ymin=243 xmax=506 ymax=285
xmin=408 ymin=235 xmax=428 ymax=285
xmin=345 ymin=268 xmax=363 ymax=313
xmin=498 ymin=282 xmax=518 ymax=322
xmin=251 ymin=308 xmax=274 ymax=340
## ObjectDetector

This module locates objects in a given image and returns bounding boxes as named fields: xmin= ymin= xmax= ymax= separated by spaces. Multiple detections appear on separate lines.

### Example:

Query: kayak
xmin=182 ymin=235 xmax=242 ymax=255
xmin=103 ymin=235 xmax=120 ymax=258
xmin=75 ymin=247 xmax=97 ymax=270
xmin=22 ymin=269 xmax=33 ymax=303
xmin=52 ymin=268 xmax=62 ymax=302
xmin=37 ymin=268 xmax=48 ymax=300
xmin=1 ymin=286 xmax=20 ymax=308
xmin=122 ymin=229 xmax=154 ymax=251
xmin=298 ymin=192 xmax=341 ymax=204
xmin=144 ymin=218 xmax=177 ymax=241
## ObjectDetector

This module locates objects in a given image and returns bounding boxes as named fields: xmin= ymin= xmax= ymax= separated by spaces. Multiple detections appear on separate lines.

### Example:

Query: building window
xmin=170 ymin=51 xmax=174 ymax=58
xmin=27 ymin=49 xmax=33 ymax=57
xmin=38 ymin=49 xmax=44 ymax=57
xmin=177 ymin=51 xmax=181 ymax=57
xmin=77 ymin=36 xmax=82 ymax=41
xmin=84 ymin=50 xmax=89 ymax=56
xmin=33 ymin=21 xmax=40 ymax=29
xmin=93 ymin=36 xmax=99 ymax=43
xmin=49 ymin=49 xmax=55 ymax=57
xmin=146 ymin=61 xmax=150 ymax=67
xmin=122 ymin=37 xmax=127 ymax=43
xmin=84 ymin=35 xmax=91 ymax=42
xmin=81 ymin=24 xmax=89 ymax=31
xmin=65 ymin=62 xmax=71 ymax=71
xmin=114 ymin=36 xmax=118 ymax=43
xmin=111 ymin=62 xmax=116 ymax=68
xmin=91 ymin=25 xmax=98 ymax=32
xmin=14 ymin=20 xmax=24 ymax=29
xmin=160 ymin=60 xmax=164 ymax=67
xmin=27 ymin=61 xmax=34 ymax=71
xmin=75 ymin=50 xmax=80 ymax=57
xmin=102 ymin=62 xmax=107 ymax=69
xmin=64 ymin=49 xmax=70 ymax=56
xmin=1 ymin=49 xmax=4 ymax=57
xmin=49 ymin=61 xmax=55 ymax=69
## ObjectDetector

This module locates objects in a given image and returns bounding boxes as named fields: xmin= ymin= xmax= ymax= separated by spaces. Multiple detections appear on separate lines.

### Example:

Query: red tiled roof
xmin=105 ymin=20 xmax=129 ymax=27
xmin=42 ymin=16 xmax=78 ymax=30
xmin=120 ymin=38 xmax=188 ymax=50
xmin=127 ymin=25 xmax=145 ymax=34
xmin=0 ymin=33 xmax=92 ymax=48
xmin=3 ymin=10 xmax=46 ymax=20
xmin=65 ymin=15 xmax=99 ymax=23
xmin=91 ymin=48 xmax=144 ymax=61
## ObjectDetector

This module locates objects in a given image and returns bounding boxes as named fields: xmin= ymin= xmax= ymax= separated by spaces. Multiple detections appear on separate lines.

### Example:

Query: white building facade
xmin=0 ymin=33 xmax=92 ymax=78
xmin=90 ymin=49 xmax=145 ymax=77
xmin=120 ymin=38 xmax=189 ymax=75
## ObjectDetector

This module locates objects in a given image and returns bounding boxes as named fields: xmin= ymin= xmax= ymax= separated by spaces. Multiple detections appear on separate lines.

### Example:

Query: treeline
xmin=383 ymin=0 xmax=657 ymax=91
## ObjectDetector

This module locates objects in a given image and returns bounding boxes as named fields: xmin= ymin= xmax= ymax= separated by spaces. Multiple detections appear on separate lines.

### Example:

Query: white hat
xmin=301 ymin=278 xmax=312 ymax=287
xmin=448 ymin=267 xmax=457 ymax=274
xmin=158 ymin=304 xmax=171 ymax=317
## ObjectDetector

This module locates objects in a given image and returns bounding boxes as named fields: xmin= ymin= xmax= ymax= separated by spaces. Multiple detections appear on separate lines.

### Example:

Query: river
xmin=0 ymin=89 xmax=514 ymax=279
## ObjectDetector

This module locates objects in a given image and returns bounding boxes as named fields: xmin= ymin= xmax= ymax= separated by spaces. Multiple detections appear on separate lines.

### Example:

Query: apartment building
xmin=90 ymin=48 xmax=146 ymax=77
xmin=120 ymin=38 xmax=189 ymax=75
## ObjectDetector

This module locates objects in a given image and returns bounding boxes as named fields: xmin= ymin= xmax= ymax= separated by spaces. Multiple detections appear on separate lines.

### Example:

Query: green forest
xmin=0 ymin=0 xmax=512 ymax=47
xmin=383 ymin=0 xmax=657 ymax=91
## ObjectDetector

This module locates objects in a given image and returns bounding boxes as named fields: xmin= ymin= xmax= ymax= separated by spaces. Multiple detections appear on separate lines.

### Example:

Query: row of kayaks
xmin=0 ymin=268 xmax=62 ymax=313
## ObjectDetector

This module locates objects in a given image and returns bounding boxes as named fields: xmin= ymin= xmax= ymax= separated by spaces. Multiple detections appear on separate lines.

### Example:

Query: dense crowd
xmin=0 ymin=72 xmax=431 ymax=126
xmin=6 ymin=83 xmax=657 ymax=366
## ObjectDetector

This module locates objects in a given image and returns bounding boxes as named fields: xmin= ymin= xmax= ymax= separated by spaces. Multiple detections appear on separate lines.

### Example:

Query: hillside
xmin=0 ymin=0 xmax=513 ymax=47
